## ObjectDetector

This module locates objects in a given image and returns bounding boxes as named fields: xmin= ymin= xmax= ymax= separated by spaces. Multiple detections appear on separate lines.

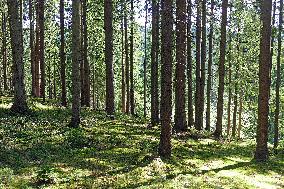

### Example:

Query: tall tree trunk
xmin=232 ymin=90 xmax=237 ymax=138
xmin=194 ymin=0 xmax=202 ymax=130
xmin=237 ymin=92 xmax=243 ymax=139
xmin=53 ymin=56 xmax=57 ymax=99
xmin=60 ymin=0 xmax=67 ymax=106
xmin=7 ymin=0 xmax=29 ymax=113
xmin=35 ymin=3 xmax=40 ymax=97
xmin=124 ymin=5 xmax=130 ymax=114
xmin=274 ymin=0 xmax=282 ymax=151
xmin=199 ymin=0 xmax=206 ymax=129
xmin=29 ymin=0 xmax=36 ymax=97
xmin=2 ymin=10 xmax=8 ymax=92
xmin=159 ymin=0 xmax=173 ymax=158
xmin=269 ymin=1 xmax=277 ymax=95
xmin=226 ymin=40 xmax=232 ymax=137
xmin=48 ymin=54 xmax=52 ymax=99
xmin=105 ymin=0 xmax=115 ymax=116
xmin=39 ymin=0 xmax=45 ymax=101
xmin=205 ymin=0 xmax=214 ymax=131
xmin=121 ymin=2 xmax=126 ymax=113
xmin=81 ymin=0 xmax=90 ymax=107
xmin=174 ymin=0 xmax=187 ymax=132
xmin=214 ymin=0 xmax=228 ymax=139
xmin=130 ymin=0 xmax=135 ymax=115
xmin=70 ymin=0 xmax=81 ymax=127
xmin=187 ymin=0 xmax=194 ymax=128
xmin=92 ymin=64 xmax=96 ymax=110
xmin=142 ymin=0 xmax=147 ymax=117
xmin=254 ymin=0 xmax=272 ymax=162
xmin=20 ymin=0 xmax=23 ymax=53
xmin=151 ymin=0 xmax=160 ymax=126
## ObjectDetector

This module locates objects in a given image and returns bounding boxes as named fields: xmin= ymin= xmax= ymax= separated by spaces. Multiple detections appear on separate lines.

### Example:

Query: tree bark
xmin=7 ymin=0 xmax=29 ymax=113
xmin=70 ymin=0 xmax=81 ymax=127
xmin=38 ymin=0 xmax=45 ymax=101
xmin=226 ymin=39 xmax=232 ymax=137
xmin=53 ymin=57 xmax=57 ymax=99
xmin=237 ymin=92 xmax=243 ymax=139
xmin=194 ymin=0 xmax=202 ymax=130
xmin=81 ymin=0 xmax=90 ymax=107
xmin=254 ymin=0 xmax=272 ymax=161
xmin=159 ymin=0 xmax=173 ymax=158
xmin=130 ymin=0 xmax=135 ymax=115
xmin=29 ymin=0 xmax=36 ymax=97
xmin=187 ymin=0 xmax=194 ymax=128
xmin=143 ymin=0 xmax=147 ymax=117
xmin=35 ymin=3 xmax=40 ymax=97
xmin=60 ymin=0 xmax=67 ymax=106
xmin=121 ymin=1 xmax=126 ymax=113
xmin=2 ymin=9 xmax=8 ymax=92
xmin=105 ymin=0 xmax=115 ymax=116
xmin=214 ymin=0 xmax=228 ymax=139
xmin=232 ymin=90 xmax=237 ymax=138
xmin=273 ymin=0 xmax=282 ymax=151
xmin=150 ymin=0 xmax=160 ymax=126
xmin=205 ymin=0 xmax=214 ymax=131
xmin=199 ymin=0 xmax=206 ymax=130
xmin=174 ymin=0 xmax=187 ymax=132
xmin=124 ymin=5 xmax=130 ymax=114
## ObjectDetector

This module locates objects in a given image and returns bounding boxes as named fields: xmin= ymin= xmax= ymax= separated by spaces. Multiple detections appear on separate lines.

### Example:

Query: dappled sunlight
xmin=218 ymin=170 xmax=282 ymax=189
xmin=0 ymin=100 xmax=283 ymax=188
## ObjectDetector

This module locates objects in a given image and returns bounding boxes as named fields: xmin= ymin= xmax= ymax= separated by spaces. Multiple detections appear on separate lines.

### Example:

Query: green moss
xmin=0 ymin=98 xmax=283 ymax=188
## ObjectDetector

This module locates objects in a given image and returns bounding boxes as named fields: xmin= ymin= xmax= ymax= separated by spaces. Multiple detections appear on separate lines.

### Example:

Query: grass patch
xmin=0 ymin=98 xmax=283 ymax=188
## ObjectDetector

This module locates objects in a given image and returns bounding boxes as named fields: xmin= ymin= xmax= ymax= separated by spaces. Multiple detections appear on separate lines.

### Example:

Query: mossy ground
xmin=0 ymin=97 xmax=283 ymax=188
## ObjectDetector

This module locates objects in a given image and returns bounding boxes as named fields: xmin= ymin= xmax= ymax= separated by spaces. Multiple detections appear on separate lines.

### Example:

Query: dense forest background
xmin=0 ymin=0 xmax=283 ymax=188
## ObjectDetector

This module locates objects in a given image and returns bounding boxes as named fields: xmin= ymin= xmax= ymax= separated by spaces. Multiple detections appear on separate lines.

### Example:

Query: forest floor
xmin=0 ymin=97 xmax=283 ymax=189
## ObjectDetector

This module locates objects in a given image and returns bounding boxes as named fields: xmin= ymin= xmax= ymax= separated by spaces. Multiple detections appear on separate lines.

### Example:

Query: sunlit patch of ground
xmin=0 ymin=98 xmax=283 ymax=188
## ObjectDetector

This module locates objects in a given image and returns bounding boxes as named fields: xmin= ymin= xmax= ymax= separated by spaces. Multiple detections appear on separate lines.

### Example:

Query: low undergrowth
xmin=0 ymin=97 xmax=283 ymax=188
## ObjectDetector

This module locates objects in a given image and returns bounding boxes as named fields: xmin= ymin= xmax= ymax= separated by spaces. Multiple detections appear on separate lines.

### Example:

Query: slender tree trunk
xmin=7 ymin=0 xmax=29 ymax=113
xmin=199 ymin=0 xmax=206 ymax=129
xmin=159 ymin=0 xmax=173 ymax=158
xmin=80 ymin=3 xmax=85 ymax=106
xmin=105 ymin=0 xmax=115 ymax=116
xmin=124 ymin=6 xmax=130 ymax=114
xmin=254 ymin=0 xmax=272 ymax=162
xmin=274 ymin=0 xmax=282 ymax=151
xmin=2 ymin=10 xmax=8 ymax=92
xmin=70 ymin=0 xmax=81 ymax=127
xmin=142 ymin=0 xmax=147 ymax=117
xmin=121 ymin=2 xmax=126 ymax=113
xmin=81 ymin=0 xmax=90 ymax=107
xmin=93 ymin=64 xmax=96 ymax=110
xmin=35 ymin=3 xmax=40 ymax=97
xmin=19 ymin=0 xmax=23 ymax=53
xmin=232 ymin=90 xmax=237 ymax=138
xmin=226 ymin=41 xmax=232 ymax=137
xmin=151 ymin=0 xmax=160 ymax=126
xmin=38 ymin=0 xmax=45 ymax=101
xmin=29 ymin=0 xmax=36 ymax=97
xmin=130 ymin=0 xmax=135 ymax=115
xmin=194 ymin=0 xmax=202 ymax=130
xmin=237 ymin=92 xmax=243 ymax=139
xmin=205 ymin=0 xmax=214 ymax=131
xmin=214 ymin=0 xmax=228 ymax=139
xmin=269 ymin=1 xmax=277 ymax=93
xmin=48 ymin=55 xmax=52 ymax=99
xmin=187 ymin=0 xmax=194 ymax=128
xmin=60 ymin=0 xmax=67 ymax=106
xmin=53 ymin=56 xmax=57 ymax=99
xmin=174 ymin=0 xmax=187 ymax=132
